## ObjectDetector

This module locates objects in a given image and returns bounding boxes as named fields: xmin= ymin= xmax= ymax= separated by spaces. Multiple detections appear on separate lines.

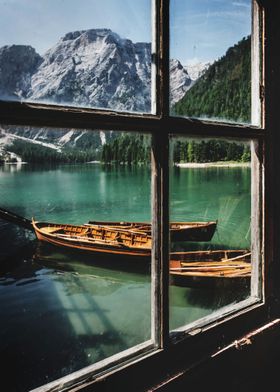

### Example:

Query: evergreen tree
xmin=173 ymin=36 xmax=251 ymax=123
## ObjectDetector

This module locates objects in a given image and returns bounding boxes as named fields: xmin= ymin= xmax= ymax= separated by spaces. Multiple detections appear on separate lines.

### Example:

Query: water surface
xmin=0 ymin=163 xmax=251 ymax=391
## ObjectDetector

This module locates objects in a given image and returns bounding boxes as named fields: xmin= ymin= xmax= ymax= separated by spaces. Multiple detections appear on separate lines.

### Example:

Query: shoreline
xmin=176 ymin=161 xmax=251 ymax=168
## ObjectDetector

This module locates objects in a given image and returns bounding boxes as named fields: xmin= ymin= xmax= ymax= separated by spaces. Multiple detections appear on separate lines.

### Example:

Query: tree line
xmin=4 ymin=36 xmax=251 ymax=166
xmin=4 ymin=135 xmax=250 ymax=166
xmin=173 ymin=36 xmax=251 ymax=123
xmin=101 ymin=133 xmax=150 ymax=164
xmin=6 ymin=140 xmax=99 ymax=163
xmin=172 ymin=139 xmax=250 ymax=164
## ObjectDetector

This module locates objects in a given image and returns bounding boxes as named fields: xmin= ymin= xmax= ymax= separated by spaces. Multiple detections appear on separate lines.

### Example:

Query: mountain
xmin=0 ymin=45 xmax=42 ymax=100
xmin=184 ymin=61 xmax=211 ymax=81
xmin=173 ymin=36 xmax=251 ymax=123
xmin=170 ymin=59 xmax=192 ymax=105
xmin=28 ymin=29 xmax=151 ymax=112
xmin=0 ymin=33 xmax=251 ymax=163
xmin=0 ymin=28 xmax=193 ymax=162
xmin=0 ymin=124 xmax=116 ymax=164
xmin=0 ymin=28 xmax=190 ymax=111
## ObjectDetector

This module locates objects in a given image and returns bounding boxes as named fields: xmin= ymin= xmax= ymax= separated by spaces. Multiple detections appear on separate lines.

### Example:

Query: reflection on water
xmin=0 ymin=163 xmax=252 ymax=391
xmin=170 ymin=282 xmax=250 ymax=331
xmin=170 ymin=166 xmax=251 ymax=249
xmin=0 ymin=163 xmax=151 ymax=224
xmin=0 ymin=229 xmax=250 ymax=391
xmin=169 ymin=165 xmax=251 ymax=330
xmin=0 ymin=237 xmax=151 ymax=391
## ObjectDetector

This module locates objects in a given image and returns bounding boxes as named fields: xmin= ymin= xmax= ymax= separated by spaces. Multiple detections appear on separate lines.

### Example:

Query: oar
xmin=0 ymin=206 xmax=33 ymax=231
xmin=221 ymin=252 xmax=251 ymax=262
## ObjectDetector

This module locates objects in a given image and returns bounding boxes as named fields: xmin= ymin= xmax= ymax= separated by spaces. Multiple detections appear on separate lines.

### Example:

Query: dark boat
xmin=0 ymin=206 xmax=217 ymax=243
xmin=87 ymin=220 xmax=217 ymax=242
xmin=31 ymin=218 xmax=218 ymax=259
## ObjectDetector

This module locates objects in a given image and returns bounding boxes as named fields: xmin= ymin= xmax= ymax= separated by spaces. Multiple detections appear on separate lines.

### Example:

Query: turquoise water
xmin=0 ymin=163 xmax=251 ymax=391
xmin=170 ymin=165 xmax=251 ymax=249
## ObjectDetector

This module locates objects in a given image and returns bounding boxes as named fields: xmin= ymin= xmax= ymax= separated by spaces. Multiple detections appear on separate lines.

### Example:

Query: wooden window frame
xmin=1 ymin=0 xmax=278 ymax=391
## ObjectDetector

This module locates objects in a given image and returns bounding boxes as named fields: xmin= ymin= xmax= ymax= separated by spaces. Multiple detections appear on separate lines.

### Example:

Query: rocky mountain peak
xmin=0 ymin=45 xmax=42 ymax=99
xmin=26 ymin=28 xmax=152 ymax=111
xmin=170 ymin=58 xmax=192 ymax=105
xmin=0 ymin=28 xmax=192 ymax=111
xmin=185 ymin=61 xmax=211 ymax=81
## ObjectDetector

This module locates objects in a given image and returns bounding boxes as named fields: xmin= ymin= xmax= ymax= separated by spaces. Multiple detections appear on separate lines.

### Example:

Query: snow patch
xmin=0 ymin=128 xmax=61 ymax=151
xmin=100 ymin=131 xmax=106 ymax=145
xmin=185 ymin=61 xmax=212 ymax=81
xmin=59 ymin=130 xmax=75 ymax=145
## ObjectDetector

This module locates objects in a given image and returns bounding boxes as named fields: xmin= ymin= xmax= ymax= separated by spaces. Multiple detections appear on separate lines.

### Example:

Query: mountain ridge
xmin=0 ymin=29 xmax=249 ymax=163
xmin=0 ymin=28 xmax=192 ymax=161
xmin=0 ymin=28 xmax=192 ymax=111
xmin=173 ymin=36 xmax=251 ymax=123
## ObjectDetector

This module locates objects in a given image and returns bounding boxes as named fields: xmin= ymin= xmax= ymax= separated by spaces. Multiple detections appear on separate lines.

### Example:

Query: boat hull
xmin=32 ymin=221 xmax=250 ymax=287
xmin=87 ymin=220 xmax=217 ymax=242
xmin=169 ymin=249 xmax=251 ymax=288
xmin=32 ymin=221 xmax=151 ymax=260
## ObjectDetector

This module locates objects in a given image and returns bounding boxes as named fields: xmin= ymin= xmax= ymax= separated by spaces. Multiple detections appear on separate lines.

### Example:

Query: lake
xmin=0 ymin=163 xmax=251 ymax=391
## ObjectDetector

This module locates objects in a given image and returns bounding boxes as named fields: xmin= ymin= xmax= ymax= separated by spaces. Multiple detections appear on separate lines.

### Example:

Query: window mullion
xmin=159 ymin=0 xmax=170 ymax=118
xmin=150 ymin=0 xmax=170 ymax=349
xmin=152 ymin=131 xmax=170 ymax=348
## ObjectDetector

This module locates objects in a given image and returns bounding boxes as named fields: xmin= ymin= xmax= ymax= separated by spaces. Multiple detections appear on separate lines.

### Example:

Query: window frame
xmin=0 ymin=0 xmax=276 ymax=391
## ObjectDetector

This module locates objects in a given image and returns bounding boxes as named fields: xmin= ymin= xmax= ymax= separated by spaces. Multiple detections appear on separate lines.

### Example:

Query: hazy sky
xmin=0 ymin=0 xmax=151 ymax=54
xmin=171 ymin=0 xmax=251 ymax=64
xmin=0 ymin=0 xmax=251 ymax=64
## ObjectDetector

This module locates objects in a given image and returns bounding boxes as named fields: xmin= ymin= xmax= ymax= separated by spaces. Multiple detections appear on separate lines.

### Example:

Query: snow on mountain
xmin=184 ymin=61 xmax=211 ymax=81
xmin=0 ymin=126 xmax=61 ymax=151
xmin=0 ymin=124 xmax=108 ymax=153
xmin=170 ymin=59 xmax=192 ymax=105
xmin=1 ymin=29 xmax=191 ymax=111
xmin=28 ymin=29 xmax=152 ymax=112
xmin=0 ymin=28 xmax=194 ymax=157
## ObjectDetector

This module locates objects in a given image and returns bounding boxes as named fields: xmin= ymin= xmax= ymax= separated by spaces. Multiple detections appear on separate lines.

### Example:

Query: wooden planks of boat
xmin=169 ymin=249 xmax=251 ymax=287
xmin=31 ymin=223 xmax=252 ymax=287
xmin=0 ymin=205 xmax=217 ymax=242
xmin=87 ymin=220 xmax=217 ymax=242
xmin=32 ymin=220 xmax=152 ymax=259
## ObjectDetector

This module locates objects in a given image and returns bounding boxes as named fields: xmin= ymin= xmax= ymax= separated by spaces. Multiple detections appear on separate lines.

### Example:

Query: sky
xmin=0 ymin=0 xmax=251 ymax=64
xmin=171 ymin=0 xmax=251 ymax=65
xmin=0 ymin=0 xmax=151 ymax=55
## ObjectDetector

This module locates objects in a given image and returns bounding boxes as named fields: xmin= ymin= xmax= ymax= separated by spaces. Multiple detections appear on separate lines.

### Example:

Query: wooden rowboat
xmin=0 ymin=206 xmax=216 ymax=242
xmin=31 ymin=218 xmax=217 ymax=259
xmin=31 ymin=223 xmax=251 ymax=286
xmin=87 ymin=220 xmax=217 ymax=242
xmin=32 ymin=220 xmax=152 ymax=259
xmin=169 ymin=249 xmax=251 ymax=287
xmin=32 ymin=219 xmax=250 ymax=275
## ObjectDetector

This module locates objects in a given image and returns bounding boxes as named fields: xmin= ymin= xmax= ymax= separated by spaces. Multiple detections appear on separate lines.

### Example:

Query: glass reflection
xmin=0 ymin=126 xmax=151 ymax=391
xmin=170 ymin=0 xmax=252 ymax=124
xmin=169 ymin=136 xmax=252 ymax=331
xmin=0 ymin=0 xmax=152 ymax=113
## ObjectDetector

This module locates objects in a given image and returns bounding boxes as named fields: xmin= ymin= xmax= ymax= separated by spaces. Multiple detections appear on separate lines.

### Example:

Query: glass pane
xmin=169 ymin=136 xmax=253 ymax=331
xmin=0 ymin=126 xmax=152 ymax=390
xmin=170 ymin=0 xmax=252 ymax=124
xmin=0 ymin=0 xmax=152 ymax=113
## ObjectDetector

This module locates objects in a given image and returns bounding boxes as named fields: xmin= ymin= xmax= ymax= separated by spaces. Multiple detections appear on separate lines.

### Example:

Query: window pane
xmin=170 ymin=0 xmax=253 ymax=124
xmin=169 ymin=136 xmax=255 ymax=331
xmin=0 ymin=0 xmax=153 ymax=114
xmin=0 ymin=126 xmax=152 ymax=390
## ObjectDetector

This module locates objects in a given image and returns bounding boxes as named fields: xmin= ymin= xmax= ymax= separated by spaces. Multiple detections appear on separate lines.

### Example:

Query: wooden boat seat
xmin=43 ymin=227 xmax=66 ymax=234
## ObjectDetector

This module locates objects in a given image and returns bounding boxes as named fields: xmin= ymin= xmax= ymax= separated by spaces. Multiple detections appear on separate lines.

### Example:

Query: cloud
xmin=232 ymin=2 xmax=251 ymax=8
xmin=203 ymin=10 xmax=249 ymax=18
